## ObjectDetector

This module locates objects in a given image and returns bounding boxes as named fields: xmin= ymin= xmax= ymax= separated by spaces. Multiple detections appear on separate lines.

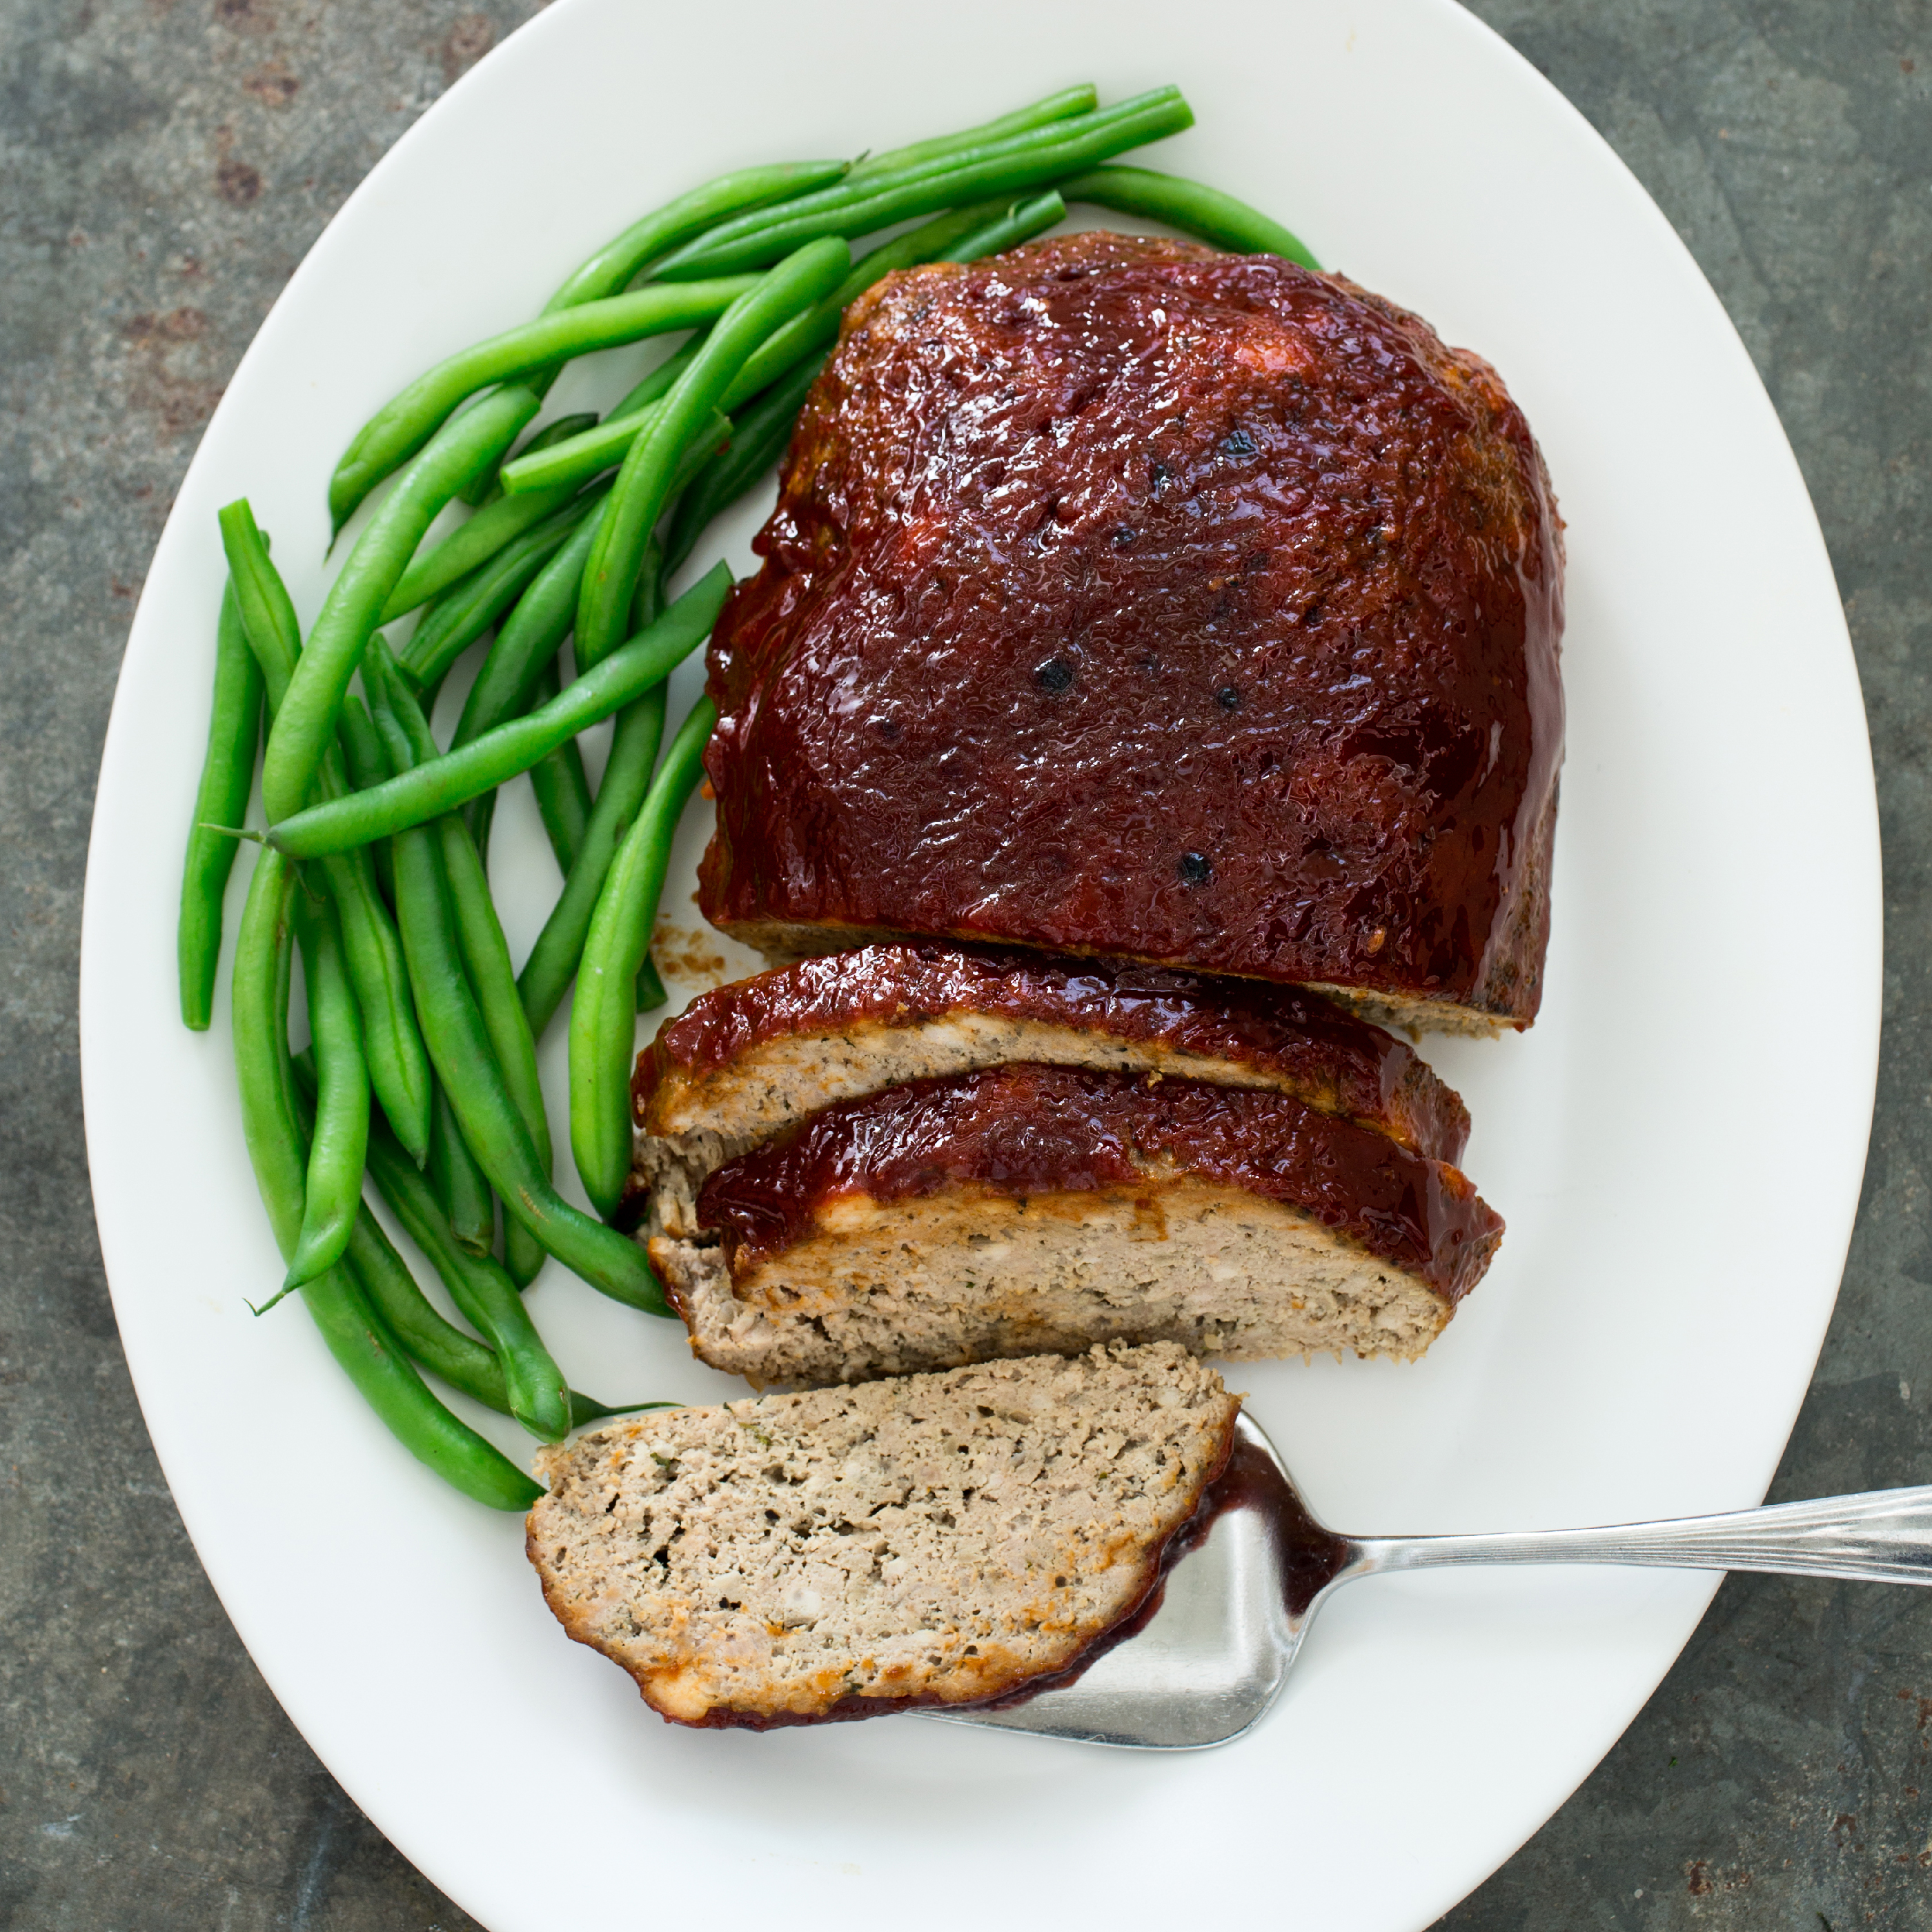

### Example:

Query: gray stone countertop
xmin=2 ymin=3 xmax=1925 ymax=1925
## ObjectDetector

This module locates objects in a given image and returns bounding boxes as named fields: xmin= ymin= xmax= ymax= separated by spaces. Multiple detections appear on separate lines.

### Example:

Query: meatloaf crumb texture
xmin=653 ymin=1062 xmax=1502 ymax=1388
xmin=698 ymin=230 xmax=1564 ymax=1031
xmin=526 ymin=1343 xmax=1240 ymax=1728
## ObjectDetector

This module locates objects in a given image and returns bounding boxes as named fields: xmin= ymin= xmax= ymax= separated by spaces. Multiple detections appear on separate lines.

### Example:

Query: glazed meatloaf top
xmin=698 ymin=229 xmax=1565 ymax=1033
xmin=632 ymin=941 xmax=1471 ymax=1165
xmin=696 ymin=1061 xmax=1503 ymax=1306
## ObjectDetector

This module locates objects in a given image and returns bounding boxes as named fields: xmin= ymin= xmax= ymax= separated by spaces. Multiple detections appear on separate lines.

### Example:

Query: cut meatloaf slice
xmin=527 ymin=1342 xmax=1240 ymax=1729
xmin=628 ymin=942 xmax=1471 ymax=1238
xmin=651 ymin=1063 xmax=1503 ymax=1389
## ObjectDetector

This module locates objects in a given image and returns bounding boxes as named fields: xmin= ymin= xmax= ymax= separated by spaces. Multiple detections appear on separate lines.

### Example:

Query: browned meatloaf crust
xmin=652 ymin=1062 xmax=1504 ymax=1387
xmin=526 ymin=1343 xmax=1240 ymax=1728
xmin=698 ymin=229 xmax=1565 ymax=1034
xmin=627 ymin=943 xmax=1470 ymax=1234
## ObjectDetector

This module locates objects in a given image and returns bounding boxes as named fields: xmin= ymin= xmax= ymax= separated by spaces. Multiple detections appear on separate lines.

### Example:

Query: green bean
xmin=348 ymin=1176 xmax=635 ymax=1430
xmin=341 ymin=1188 xmax=508 ymax=1404
xmin=570 ymin=696 xmax=716 ymax=1217
xmin=627 ymin=540 xmax=666 ymax=635
xmin=336 ymin=693 xmax=397 ymax=900
xmin=1054 ymin=164 xmax=1320 ymax=268
xmin=268 ymin=564 xmax=731 ymax=857
xmin=179 ymin=580 xmax=264 ymax=1030
xmin=268 ymin=387 xmax=540 ymax=821
xmin=664 ymin=351 xmax=826 ymax=575
xmin=362 ymin=648 xmax=664 ymax=1310
xmin=355 ymin=672 xmax=497 ymax=1261
xmin=218 ymin=506 xmax=302 ymax=700
xmin=545 ymin=160 xmax=850 ymax=312
xmin=938 ymin=188 xmax=1065 ymax=262
xmin=310 ymin=1259 xmax=542 ymax=1508
xmin=306 ymin=827 xmax=565 ymax=1433
xmin=497 ymin=399 xmax=666 ymax=500
xmin=654 ymin=88 xmax=1192 ymax=280
xmin=612 ymin=335 xmax=710 ymax=413
xmin=520 ymin=677 xmax=668 ymax=1038
xmin=636 ymin=949 xmax=668 ymax=1014
xmin=457 ymin=406 xmax=598 ymax=512
xmin=429 ymin=1083 xmax=497 ymax=1257
xmin=586 ymin=413 xmax=729 ymax=658
xmin=219 ymin=502 xmax=434 ymax=1165
xmin=522 ymin=661 xmax=593 ymax=874
xmin=337 ymin=693 xmax=390 ymax=795
xmin=283 ymin=895 xmax=371 ymax=1291
xmin=383 ymin=470 xmax=590 ymax=622
xmin=423 ymin=1174 xmax=557 ymax=1414
xmin=496 ymin=382 xmax=733 ymax=505
xmin=311 ymin=1260 xmax=542 ymax=1508
xmin=356 ymin=1105 xmax=648 ymax=1428
xmin=359 ymin=1099 xmax=513 ymax=1330
xmin=327 ymin=278 xmax=759 ymax=533
xmin=451 ymin=506 xmax=607 ymax=762
xmin=713 ymin=202 xmax=989 ymax=419
xmin=620 ymin=560 xmax=673 ymax=1031
xmin=498 ymin=339 xmax=707 ymax=504
xmin=578 ymin=241 xmax=846 ymax=665
xmin=346 ymin=1097 xmax=655 ymax=1428
xmin=377 ymin=656 xmax=554 ymax=1292
xmin=395 ymin=491 xmax=598 ymax=693
xmin=231 ymin=847 xmax=538 ymax=1508
xmin=845 ymin=84 xmax=1097 ymax=181
xmin=318 ymin=860 xmax=428 ymax=1152
xmin=233 ymin=847 xmax=303 ymax=1243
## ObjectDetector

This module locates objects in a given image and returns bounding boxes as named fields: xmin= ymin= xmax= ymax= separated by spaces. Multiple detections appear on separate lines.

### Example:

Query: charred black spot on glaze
xmin=1034 ymin=658 xmax=1074 ymax=694
xmin=1178 ymin=851 xmax=1212 ymax=886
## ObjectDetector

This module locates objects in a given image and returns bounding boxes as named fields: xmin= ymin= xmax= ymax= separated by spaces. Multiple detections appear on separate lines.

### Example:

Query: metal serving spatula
xmin=937 ymin=1410 xmax=1932 ymax=1751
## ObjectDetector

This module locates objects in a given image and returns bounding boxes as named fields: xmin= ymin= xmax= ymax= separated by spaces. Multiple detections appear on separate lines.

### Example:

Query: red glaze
xmin=699 ymin=231 xmax=1564 ymax=1026
xmin=633 ymin=940 xmax=1470 ymax=1163
xmin=697 ymin=1063 xmax=1503 ymax=1304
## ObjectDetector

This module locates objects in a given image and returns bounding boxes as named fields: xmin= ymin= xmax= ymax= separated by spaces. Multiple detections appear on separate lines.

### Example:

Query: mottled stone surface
xmin=0 ymin=2 xmax=1924 ymax=1926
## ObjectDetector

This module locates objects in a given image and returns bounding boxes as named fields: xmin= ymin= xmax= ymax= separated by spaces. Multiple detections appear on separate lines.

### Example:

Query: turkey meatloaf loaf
xmin=649 ymin=1061 xmax=1503 ymax=1388
xmin=697 ymin=230 xmax=1566 ymax=1035
xmin=625 ymin=942 xmax=1472 ymax=1239
xmin=527 ymin=1343 xmax=1241 ymax=1728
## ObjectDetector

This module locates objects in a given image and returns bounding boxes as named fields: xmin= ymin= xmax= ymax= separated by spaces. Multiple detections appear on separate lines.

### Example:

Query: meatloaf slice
xmin=526 ymin=1342 xmax=1239 ymax=1729
xmin=628 ymin=942 xmax=1471 ymax=1238
xmin=651 ymin=1063 xmax=1503 ymax=1388
xmin=699 ymin=230 xmax=1564 ymax=1034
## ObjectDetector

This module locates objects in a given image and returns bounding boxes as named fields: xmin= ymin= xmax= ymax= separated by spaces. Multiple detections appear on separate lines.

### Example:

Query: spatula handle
xmin=1359 ymin=1486 xmax=1932 ymax=1586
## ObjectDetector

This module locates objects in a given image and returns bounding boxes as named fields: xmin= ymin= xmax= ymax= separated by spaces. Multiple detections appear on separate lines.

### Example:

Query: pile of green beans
xmin=177 ymin=81 xmax=1321 ymax=1506
xmin=229 ymin=847 xmax=541 ymax=1508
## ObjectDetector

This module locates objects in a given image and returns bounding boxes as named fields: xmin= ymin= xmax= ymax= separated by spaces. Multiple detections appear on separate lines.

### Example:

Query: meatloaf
xmin=650 ymin=1061 xmax=1503 ymax=1388
xmin=526 ymin=1342 xmax=1240 ymax=1728
xmin=627 ymin=941 xmax=1470 ymax=1238
xmin=698 ymin=229 xmax=1565 ymax=1034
